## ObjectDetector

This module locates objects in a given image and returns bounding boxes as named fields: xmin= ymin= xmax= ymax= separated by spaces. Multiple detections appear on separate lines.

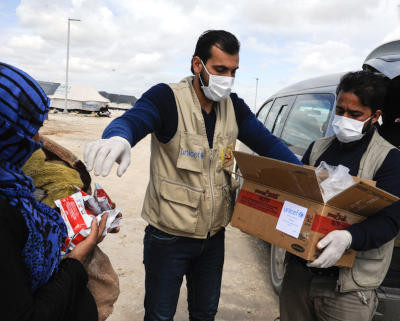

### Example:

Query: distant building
xmin=37 ymin=80 xmax=135 ymax=112
xmin=38 ymin=81 xmax=61 ymax=96
xmin=99 ymin=91 xmax=137 ymax=110
xmin=48 ymin=84 xmax=110 ymax=111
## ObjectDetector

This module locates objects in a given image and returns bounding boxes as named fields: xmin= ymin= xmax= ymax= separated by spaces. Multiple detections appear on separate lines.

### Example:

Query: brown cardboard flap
xmin=326 ymin=181 xmax=399 ymax=216
xmin=234 ymin=151 xmax=324 ymax=203
xmin=353 ymin=177 xmax=376 ymax=187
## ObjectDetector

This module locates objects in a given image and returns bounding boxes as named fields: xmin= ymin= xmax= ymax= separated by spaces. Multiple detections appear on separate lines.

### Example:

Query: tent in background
xmin=48 ymin=84 xmax=110 ymax=111
xmin=99 ymin=91 xmax=137 ymax=110
xmin=38 ymin=81 xmax=60 ymax=96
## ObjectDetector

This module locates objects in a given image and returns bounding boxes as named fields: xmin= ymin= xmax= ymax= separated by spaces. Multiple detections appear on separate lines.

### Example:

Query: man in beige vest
xmin=279 ymin=70 xmax=400 ymax=321
xmin=84 ymin=30 xmax=301 ymax=321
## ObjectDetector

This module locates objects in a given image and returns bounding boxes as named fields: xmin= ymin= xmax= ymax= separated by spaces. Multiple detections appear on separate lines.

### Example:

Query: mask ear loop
xmin=365 ymin=115 xmax=373 ymax=123
xmin=363 ymin=114 xmax=375 ymax=133
xmin=199 ymin=72 xmax=206 ymax=87
xmin=198 ymin=60 xmax=209 ymax=87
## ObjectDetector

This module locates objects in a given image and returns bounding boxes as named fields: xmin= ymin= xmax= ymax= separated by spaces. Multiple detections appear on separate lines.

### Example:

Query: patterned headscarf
xmin=0 ymin=62 xmax=67 ymax=292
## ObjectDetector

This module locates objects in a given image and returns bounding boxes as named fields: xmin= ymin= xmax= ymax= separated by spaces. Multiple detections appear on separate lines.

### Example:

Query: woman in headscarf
xmin=0 ymin=62 xmax=106 ymax=321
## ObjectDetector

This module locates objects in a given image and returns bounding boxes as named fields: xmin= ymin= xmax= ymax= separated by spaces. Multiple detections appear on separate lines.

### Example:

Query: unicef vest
xmin=141 ymin=76 xmax=239 ymax=238
xmin=309 ymin=129 xmax=397 ymax=292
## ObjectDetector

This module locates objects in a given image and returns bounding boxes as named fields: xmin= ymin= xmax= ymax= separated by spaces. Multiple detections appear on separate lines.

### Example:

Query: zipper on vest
xmin=209 ymin=150 xmax=215 ymax=232
xmin=162 ymin=178 xmax=205 ymax=193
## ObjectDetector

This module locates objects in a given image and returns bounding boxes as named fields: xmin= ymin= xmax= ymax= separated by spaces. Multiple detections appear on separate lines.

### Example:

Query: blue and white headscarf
xmin=0 ymin=62 xmax=67 ymax=292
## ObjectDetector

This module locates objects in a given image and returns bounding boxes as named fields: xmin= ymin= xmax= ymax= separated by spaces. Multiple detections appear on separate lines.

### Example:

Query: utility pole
xmin=64 ymin=17 xmax=81 ymax=113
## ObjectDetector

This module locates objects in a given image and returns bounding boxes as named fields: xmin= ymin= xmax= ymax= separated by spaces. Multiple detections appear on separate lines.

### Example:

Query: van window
xmin=265 ymin=96 xmax=295 ymax=134
xmin=280 ymin=94 xmax=335 ymax=156
xmin=257 ymin=100 xmax=273 ymax=123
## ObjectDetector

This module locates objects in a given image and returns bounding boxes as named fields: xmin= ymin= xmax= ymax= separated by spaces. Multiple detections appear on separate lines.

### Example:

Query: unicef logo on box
xmin=276 ymin=201 xmax=308 ymax=239
xmin=283 ymin=207 xmax=305 ymax=218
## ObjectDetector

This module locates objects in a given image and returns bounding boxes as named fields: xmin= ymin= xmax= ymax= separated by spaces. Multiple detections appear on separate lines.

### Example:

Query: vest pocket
xmin=223 ymin=184 xmax=235 ymax=221
xmin=176 ymin=132 xmax=204 ymax=173
xmin=356 ymin=248 xmax=385 ymax=260
xmin=212 ymin=184 xmax=236 ymax=228
xmin=158 ymin=179 xmax=204 ymax=233
xmin=351 ymin=241 xmax=394 ymax=288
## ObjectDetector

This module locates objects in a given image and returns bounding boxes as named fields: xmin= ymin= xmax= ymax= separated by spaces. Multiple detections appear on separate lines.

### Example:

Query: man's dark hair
xmin=336 ymin=70 xmax=389 ymax=113
xmin=191 ymin=30 xmax=240 ymax=74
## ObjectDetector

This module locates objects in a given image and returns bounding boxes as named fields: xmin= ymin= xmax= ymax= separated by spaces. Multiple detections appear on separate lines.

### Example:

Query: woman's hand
xmin=67 ymin=213 xmax=108 ymax=264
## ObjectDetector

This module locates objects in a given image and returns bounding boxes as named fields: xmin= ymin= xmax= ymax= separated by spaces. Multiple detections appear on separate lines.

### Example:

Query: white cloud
xmin=9 ymin=34 xmax=45 ymax=50
xmin=128 ymin=52 xmax=162 ymax=71
xmin=244 ymin=37 xmax=280 ymax=54
xmin=1 ymin=0 xmax=400 ymax=104
xmin=292 ymin=41 xmax=360 ymax=74
xmin=383 ymin=26 xmax=400 ymax=42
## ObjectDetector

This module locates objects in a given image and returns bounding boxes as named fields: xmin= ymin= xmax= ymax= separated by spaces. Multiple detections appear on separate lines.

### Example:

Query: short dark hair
xmin=191 ymin=30 xmax=240 ymax=74
xmin=336 ymin=70 xmax=388 ymax=113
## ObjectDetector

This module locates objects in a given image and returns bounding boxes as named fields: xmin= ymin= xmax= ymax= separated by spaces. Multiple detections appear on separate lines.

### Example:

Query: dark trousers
xmin=279 ymin=254 xmax=378 ymax=321
xmin=143 ymin=225 xmax=225 ymax=321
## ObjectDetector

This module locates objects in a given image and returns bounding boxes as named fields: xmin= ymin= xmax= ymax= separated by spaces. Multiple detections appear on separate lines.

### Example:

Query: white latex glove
xmin=307 ymin=230 xmax=352 ymax=268
xmin=84 ymin=136 xmax=131 ymax=177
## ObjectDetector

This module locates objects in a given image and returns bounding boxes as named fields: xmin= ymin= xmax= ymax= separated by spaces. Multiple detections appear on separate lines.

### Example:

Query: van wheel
xmin=270 ymin=245 xmax=286 ymax=294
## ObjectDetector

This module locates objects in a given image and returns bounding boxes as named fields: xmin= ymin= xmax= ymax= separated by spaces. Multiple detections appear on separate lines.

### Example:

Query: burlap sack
xmin=85 ymin=246 xmax=120 ymax=321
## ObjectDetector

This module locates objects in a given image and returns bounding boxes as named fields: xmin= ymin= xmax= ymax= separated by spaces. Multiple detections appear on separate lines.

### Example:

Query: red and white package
xmin=55 ymin=192 xmax=92 ymax=238
xmin=94 ymin=183 xmax=115 ymax=211
xmin=55 ymin=185 xmax=122 ymax=255
xmin=80 ymin=190 xmax=102 ymax=216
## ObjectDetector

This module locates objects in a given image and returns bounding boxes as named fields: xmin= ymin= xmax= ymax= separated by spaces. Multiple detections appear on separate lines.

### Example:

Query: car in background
xmin=236 ymin=71 xmax=400 ymax=321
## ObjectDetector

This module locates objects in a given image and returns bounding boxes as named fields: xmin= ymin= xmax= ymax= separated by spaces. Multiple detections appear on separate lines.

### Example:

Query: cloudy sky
xmin=1 ymin=0 xmax=400 ymax=111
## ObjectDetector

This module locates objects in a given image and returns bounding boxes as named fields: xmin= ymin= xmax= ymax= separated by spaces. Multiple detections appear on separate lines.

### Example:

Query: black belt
xmin=287 ymin=253 xmax=339 ymax=278
xmin=309 ymin=266 xmax=339 ymax=278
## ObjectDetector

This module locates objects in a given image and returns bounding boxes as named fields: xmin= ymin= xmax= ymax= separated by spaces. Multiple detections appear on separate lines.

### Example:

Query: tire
xmin=270 ymin=245 xmax=286 ymax=294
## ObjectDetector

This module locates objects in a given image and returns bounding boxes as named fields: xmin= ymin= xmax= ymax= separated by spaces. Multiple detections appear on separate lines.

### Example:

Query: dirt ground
xmin=41 ymin=111 xmax=279 ymax=321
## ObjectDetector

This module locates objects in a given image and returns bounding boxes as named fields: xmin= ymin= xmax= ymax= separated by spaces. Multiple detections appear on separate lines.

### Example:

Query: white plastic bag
xmin=316 ymin=161 xmax=355 ymax=202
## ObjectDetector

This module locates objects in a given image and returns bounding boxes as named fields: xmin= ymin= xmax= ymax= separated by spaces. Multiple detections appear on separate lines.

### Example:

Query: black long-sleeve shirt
xmin=0 ymin=198 xmax=98 ymax=321
xmin=102 ymin=83 xmax=302 ymax=165
xmin=302 ymin=129 xmax=400 ymax=251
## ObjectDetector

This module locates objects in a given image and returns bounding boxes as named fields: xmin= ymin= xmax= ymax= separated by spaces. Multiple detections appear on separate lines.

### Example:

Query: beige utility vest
xmin=309 ymin=129 xmax=397 ymax=292
xmin=141 ymin=76 xmax=239 ymax=238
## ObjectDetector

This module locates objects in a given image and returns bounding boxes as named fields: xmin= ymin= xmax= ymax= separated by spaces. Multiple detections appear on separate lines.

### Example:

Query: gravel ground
xmin=41 ymin=111 xmax=279 ymax=321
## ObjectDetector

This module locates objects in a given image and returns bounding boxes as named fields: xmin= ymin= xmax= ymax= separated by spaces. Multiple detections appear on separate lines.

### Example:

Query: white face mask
xmin=332 ymin=114 xmax=373 ymax=143
xmin=199 ymin=60 xmax=234 ymax=102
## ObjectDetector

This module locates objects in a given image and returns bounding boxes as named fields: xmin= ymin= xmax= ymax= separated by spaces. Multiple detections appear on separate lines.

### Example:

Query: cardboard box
xmin=231 ymin=151 xmax=399 ymax=267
